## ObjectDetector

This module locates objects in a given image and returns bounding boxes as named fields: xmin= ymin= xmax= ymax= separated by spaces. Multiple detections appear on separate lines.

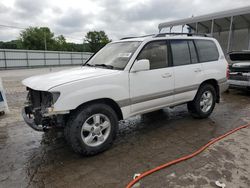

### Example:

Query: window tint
xmin=137 ymin=41 xmax=168 ymax=70
xmin=195 ymin=40 xmax=219 ymax=62
xmin=188 ymin=41 xmax=198 ymax=64
xmin=171 ymin=40 xmax=191 ymax=66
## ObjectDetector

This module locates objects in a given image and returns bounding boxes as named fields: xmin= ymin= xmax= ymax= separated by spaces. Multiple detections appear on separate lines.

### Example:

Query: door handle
xmin=162 ymin=73 xmax=172 ymax=78
xmin=194 ymin=68 xmax=202 ymax=73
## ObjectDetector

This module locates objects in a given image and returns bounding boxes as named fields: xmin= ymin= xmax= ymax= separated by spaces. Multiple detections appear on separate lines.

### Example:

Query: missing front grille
xmin=27 ymin=88 xmax=52 ymax=109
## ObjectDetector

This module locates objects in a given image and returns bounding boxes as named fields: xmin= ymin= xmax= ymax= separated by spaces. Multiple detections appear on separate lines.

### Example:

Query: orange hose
xmin=126 ymin=123 xmax=250 ymax=188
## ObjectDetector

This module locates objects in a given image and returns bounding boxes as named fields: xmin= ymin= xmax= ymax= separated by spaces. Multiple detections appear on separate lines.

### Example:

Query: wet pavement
xmin=0 ymin=67 xmax=250 ymax=188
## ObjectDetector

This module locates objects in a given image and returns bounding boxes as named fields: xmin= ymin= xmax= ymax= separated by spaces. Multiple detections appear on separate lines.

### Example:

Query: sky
xmin=0 ymin=0 xmax=250 ymax=43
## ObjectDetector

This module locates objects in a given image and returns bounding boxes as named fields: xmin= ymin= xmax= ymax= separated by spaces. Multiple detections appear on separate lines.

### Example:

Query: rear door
xmin=170 ymin=39 xmax=204 ymax=103
xmin=194 ymin=39 xmax=224 ymax=81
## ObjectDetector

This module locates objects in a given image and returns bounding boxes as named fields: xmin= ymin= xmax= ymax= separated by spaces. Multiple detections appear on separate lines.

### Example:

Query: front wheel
xmin=187 ymin=84 xmax=216 ymax=119
xmin=65 ymin=103 xmax=118 ymax=156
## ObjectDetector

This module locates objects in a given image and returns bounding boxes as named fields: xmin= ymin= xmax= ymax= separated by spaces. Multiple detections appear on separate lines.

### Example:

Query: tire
xmin=187 ymin=84 xmax=216 ymax=119
xmin=65 ymin=103 xmax=118 ymax=156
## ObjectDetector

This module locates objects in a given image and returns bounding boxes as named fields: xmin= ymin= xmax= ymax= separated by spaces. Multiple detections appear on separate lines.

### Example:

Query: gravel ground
xmin=0 ymin=66 xmax=249 ymax=188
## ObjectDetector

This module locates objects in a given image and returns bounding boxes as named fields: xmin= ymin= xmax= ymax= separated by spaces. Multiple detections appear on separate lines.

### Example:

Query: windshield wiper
xmin=93 ymin=64 xmax=114 ymax=69
xmin=85 ymin=63 xmax=94 ymax=67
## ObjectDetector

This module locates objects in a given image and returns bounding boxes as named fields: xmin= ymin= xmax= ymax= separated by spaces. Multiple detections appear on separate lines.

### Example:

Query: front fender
xmin=49 ymin=72 xmax=129 ymax=112
xmin=53 ymin=85 xmax=128 ymax=111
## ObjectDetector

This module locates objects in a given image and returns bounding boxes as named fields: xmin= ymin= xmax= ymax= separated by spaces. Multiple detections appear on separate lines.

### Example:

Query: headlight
xmin=51 ymin=92 xmax=60 ymax=104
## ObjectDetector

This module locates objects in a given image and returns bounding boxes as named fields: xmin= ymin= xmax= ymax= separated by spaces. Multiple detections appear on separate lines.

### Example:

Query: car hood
xmin=22 ymin=67 xmax=120 ymax=91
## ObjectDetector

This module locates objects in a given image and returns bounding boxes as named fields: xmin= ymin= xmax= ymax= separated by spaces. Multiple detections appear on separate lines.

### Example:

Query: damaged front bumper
xmin=22 ymin=106 xmax=69 ymax=132
xmin=22 ymin=106 xmax=45 ymax=132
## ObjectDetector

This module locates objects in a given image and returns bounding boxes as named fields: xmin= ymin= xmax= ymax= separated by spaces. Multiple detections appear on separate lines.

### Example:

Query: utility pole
xmin=44 ymin=32 xmax=47 ymax=51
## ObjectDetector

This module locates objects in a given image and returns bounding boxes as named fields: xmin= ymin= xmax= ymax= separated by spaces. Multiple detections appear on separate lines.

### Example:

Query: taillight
xmin=226 ymin=64 xmax=230 ymax=79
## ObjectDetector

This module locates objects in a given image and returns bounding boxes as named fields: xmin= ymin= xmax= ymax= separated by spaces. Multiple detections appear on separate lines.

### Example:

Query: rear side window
xmin=195 ymin=40 xmax=219 ymax=62
xmin=171 ymin=40 xmax=191 ymax=66
xmin=137 ymin=41 xmax=168 ymax=70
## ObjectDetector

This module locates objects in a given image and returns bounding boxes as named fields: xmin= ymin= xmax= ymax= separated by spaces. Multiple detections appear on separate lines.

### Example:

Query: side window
xmin=188 ymin=41 xmax=198 ymax=64
xmin=171 ymin=40 xmax=191 ymax=66
xmin=194 ymin=40 xmax=219 ymax=62
xmin=137 ymin=41 xmax=168 ymax=70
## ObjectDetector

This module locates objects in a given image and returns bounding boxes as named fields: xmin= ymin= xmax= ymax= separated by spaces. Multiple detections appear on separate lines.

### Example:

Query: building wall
xmin=213 ymin=28 xmax=250 ymax=55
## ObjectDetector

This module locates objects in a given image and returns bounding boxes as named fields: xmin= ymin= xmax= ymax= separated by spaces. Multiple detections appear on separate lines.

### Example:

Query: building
xmin=158 ymin=6 xmax=250 ymax=54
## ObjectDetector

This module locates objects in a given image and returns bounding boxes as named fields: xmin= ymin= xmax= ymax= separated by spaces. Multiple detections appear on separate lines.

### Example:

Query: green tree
xmin=0 ymin=40 xmax=22 ymax=49
xmin=84 ymin=31 xmax=111 ymax=53
xmin=54 ymin=35 xmax=67 ymax=51
xmin=20 ymin=27 xmax=55 ymax=50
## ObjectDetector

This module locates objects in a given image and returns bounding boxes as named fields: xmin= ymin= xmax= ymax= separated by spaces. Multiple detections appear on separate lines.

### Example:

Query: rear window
xmin=195 ymin=40 xmax=219 ymax=62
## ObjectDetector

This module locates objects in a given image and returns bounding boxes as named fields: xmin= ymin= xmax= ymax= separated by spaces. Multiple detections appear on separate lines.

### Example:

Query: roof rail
xmin=120 ymin=34 xmax=155 ymax=40
xmin=119 ymin=33 xmax=211 ymax=40
xmin=155 ymin=32 xmax=210 ymax=37
xmin=120 ymin=37 xmax=138 ymax=40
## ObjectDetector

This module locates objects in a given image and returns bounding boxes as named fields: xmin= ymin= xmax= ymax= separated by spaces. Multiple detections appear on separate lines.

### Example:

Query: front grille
xmin=27 ymin=88 xmax=52 ymax=109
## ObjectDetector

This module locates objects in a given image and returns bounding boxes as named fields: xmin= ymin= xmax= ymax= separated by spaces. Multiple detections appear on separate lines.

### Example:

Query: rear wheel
xmin=188 ymin=84 xmax=216 ymax=119
xmin=65 ymin=103 xmax=118 ymax=156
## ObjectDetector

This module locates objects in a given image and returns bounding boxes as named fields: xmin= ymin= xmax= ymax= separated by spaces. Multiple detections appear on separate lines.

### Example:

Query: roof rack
xmin=120 ymin=34 xmax=155 ymax=40
xmin=119 ymin=33 xmax=211 ymax=40
xmin=154 ymin=32 xmax=211 ymax=37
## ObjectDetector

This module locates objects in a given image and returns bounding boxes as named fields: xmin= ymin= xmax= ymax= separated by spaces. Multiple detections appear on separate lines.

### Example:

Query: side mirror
xmin=131 ymin=59 xmax=150 ymax=72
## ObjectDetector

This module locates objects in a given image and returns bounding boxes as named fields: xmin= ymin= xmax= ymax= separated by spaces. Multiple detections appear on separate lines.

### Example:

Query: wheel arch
xmin=199 ymin=79 xmax=220 ymax=103
xmin=74 ymin=98 xmax=123 ymax=120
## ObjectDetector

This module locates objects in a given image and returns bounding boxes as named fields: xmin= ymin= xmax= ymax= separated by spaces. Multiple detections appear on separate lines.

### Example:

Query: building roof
xmin=158 ymin=6 xmax=250 ymax=33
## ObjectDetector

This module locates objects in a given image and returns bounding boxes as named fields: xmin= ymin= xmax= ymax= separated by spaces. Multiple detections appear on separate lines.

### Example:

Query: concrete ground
xmin=0 ymin=66 xmax=250 ymax=188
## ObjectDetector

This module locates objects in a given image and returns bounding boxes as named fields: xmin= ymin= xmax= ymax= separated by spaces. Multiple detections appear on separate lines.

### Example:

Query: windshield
xmin=86 ymin=41 xmax=141 ymax=70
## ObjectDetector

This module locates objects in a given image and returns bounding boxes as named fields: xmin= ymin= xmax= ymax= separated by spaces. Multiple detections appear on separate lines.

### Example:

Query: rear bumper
xmin=22 ymin=107 xmax=44 ymax=131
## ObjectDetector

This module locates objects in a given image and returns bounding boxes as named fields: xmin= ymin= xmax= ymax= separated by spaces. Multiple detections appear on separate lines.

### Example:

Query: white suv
xmin=22 ymin=33 xmax=229 ymax=155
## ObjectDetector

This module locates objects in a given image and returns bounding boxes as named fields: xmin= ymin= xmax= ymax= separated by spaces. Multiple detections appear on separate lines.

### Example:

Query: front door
xmin=129 ymin=40 xmax=174 ymax=115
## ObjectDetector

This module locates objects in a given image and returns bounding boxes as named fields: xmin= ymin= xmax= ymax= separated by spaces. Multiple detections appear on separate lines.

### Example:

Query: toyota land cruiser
xmin=22 ymin=33 xmax=229 ymax=156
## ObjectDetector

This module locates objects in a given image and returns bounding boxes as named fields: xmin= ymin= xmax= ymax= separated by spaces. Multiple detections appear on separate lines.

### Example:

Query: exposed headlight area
xmin=26 ymin=88 xmax=60 ymax=109
xmin=51 ymin=92 xmax=60 ymax=105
